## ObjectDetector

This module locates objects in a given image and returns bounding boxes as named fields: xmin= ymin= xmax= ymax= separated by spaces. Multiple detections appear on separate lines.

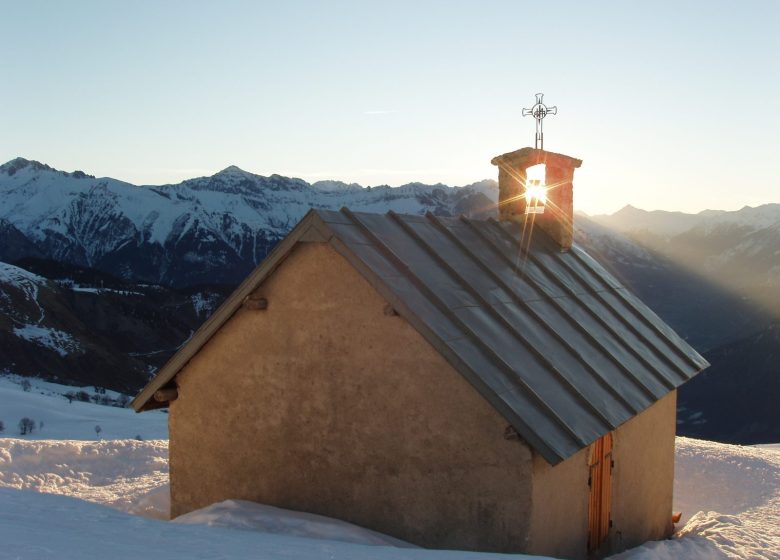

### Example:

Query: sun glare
xmin=525 ymin=183 xmax=547 ymax=204
xmin=525 ymin=164 xmax=547 ymax=214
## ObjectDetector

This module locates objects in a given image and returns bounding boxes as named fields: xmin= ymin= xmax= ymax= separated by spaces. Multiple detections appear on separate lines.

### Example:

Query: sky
xmin=1 ymin=1 xmax=778 ymax=215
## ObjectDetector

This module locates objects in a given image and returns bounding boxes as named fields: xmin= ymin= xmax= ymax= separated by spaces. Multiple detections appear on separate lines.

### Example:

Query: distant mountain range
xmin=588 ymin=203 xmax=780 ymax=320
xmin=577 ymin=209 xmax=780 ymax=352
xmin=0 ymin=157 xmax=494 ymax=288
xmin=1 ymin=157 xmax=778 ymax=443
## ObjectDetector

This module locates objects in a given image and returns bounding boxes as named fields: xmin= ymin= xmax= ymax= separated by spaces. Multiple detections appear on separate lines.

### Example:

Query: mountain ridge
xmin=1 ymin=157 xmax=494 ymax=194
xmin=0 ymin=157 xmax=496 ymax=288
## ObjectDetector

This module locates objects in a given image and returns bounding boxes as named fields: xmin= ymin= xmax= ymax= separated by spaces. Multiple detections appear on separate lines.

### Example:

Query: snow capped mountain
xmin=591 ymin=203 xmax=780 ymax=322
xmin=591 ymin=203 xmax=780 ymax=252
xmin=0 ymin=158 xmax=495 ymax=287
xmin=591 ymin=204 xmax=716 ymax=237
xmin=3 ymin=156 xmax=776 ymax=354
xmin=697 ymin=203 xmax=780 ymax=232
xmin=310 ymin=180 xmax=363 ymax=192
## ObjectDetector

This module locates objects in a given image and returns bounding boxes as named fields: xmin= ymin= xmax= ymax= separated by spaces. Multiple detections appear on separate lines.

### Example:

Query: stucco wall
xmin=527 ymin=445 xmax=590 ymax=559
xmin=611 ymin=391 xmax=677 ymax=552
xmin=526 ymin=392 xmax=677 ymax=559
xmin=169 ymin=241 xmax=535 ymax=551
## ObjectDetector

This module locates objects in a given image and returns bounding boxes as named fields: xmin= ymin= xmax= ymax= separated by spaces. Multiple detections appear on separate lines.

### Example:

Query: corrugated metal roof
xmin=132 ymin=208 xmax=708 ymax=464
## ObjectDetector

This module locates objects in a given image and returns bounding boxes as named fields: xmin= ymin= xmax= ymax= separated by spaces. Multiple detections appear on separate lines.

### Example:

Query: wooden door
xmin=588 ymin=432 xmax=613 ymax=554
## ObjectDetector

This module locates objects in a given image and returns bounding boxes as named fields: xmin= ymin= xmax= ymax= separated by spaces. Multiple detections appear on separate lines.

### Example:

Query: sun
xmin=525 ymin=183 xmax=547 ymax=205
xmin=525 ymin=164 xmax=547 ymax=213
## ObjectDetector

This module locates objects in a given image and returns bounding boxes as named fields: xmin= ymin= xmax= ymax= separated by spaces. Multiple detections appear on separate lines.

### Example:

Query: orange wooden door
xmin=588 ymin=432 xmax=613 ymax=554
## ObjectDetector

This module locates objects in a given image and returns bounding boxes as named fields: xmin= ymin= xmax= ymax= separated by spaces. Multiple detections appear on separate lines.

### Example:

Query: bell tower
xmin=490 ymin=147 xmax=582 ymax=250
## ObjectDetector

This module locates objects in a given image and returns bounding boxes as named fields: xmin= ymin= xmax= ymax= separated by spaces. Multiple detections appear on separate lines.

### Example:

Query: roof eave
xmin=130 ymin=209 xmax=332 ymax=412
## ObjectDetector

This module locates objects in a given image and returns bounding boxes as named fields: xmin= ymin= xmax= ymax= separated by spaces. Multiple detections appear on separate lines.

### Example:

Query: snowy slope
xmin=0 ymin=259 xmax=228 ymax=391
xmin=0 ymin=262 xmax=82 ymax=357
xmin=0 ymin=375 xmax=167 ymax=440
xmin=673 ymin=439 xmax=780 ymax=555
xmin=614 ymin=439 xmax=780 ymax=559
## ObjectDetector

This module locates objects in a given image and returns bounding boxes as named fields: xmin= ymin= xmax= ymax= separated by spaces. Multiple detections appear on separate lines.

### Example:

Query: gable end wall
xmin=168 ymin=241 xmax=535 ymax=551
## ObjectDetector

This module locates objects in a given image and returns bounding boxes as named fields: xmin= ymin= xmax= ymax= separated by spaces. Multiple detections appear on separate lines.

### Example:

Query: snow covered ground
xmin=0 ymin=375 xmax=168 ymax=440
xmin=0 ymin=379 xmax=777 ymax=560
xmin=0 ymin=438 xmax=168 ymax=516
xmin=616 ymin=439 xmax=780 ymax=560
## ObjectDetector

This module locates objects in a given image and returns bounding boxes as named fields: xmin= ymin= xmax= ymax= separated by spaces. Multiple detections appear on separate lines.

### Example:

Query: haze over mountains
xmin=585 ymin=204 xmax=780 ymax=443
xmin=1 ymin=157 xmax=778 ymax=443
xmin=589 ymin=203 xmax=780 ymax=319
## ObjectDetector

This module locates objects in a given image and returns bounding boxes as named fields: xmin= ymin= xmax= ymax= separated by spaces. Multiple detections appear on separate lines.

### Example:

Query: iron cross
xmin=522 ymin=93 xmax=557 ymax=150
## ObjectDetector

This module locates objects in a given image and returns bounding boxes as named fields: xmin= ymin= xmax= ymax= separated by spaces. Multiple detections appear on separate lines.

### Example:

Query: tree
xmin=20 ymin=379 xmax=31 ymax=392
xmin=94 ymin=424 xmax=102 ymax=438
xmin=18 ymin=417 xmax=35 ymax=435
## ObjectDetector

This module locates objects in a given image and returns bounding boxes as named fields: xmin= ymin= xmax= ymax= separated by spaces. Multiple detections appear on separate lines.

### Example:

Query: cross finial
xmin=522 ymin=93 xmax=557 ymax=150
